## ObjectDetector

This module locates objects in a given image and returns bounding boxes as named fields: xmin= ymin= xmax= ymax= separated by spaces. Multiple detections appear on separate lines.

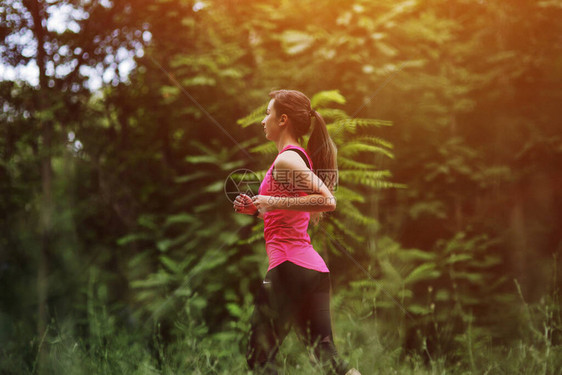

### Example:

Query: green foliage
xmin=115 ymin=139 xmax=264 ymax=337
xmin=334 ymin=230 xmax=514 ymax=363
xmin=1 ymin=0 xmax=562 ymax=373
xmin=310 ymin=90 xmax=347 ymax=108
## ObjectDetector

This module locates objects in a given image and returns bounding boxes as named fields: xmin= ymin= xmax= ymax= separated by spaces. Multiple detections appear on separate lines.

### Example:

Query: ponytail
xmin=307 ymin=110 xmax=338 ymax=226
xmin=307 ymin=110 xmax=338 ymax=191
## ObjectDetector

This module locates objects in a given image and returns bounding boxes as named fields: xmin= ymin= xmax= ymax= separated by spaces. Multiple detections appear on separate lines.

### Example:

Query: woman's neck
xmin=276 ymin=133 xmax=301 ymax=153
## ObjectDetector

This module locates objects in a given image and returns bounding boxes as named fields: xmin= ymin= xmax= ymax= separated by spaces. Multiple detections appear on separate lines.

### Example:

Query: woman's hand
xmin=251 ymin=194 xmax=277 ymax=214
xmin=233 ymin=193 xmax=258 ymax=215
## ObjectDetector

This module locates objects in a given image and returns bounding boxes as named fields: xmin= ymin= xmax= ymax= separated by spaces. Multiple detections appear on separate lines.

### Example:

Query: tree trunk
xmin=27 ymin=0 xmax=52 ymax=371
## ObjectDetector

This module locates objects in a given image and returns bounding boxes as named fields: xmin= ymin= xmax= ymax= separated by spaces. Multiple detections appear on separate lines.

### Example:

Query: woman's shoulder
xmin=275 ymin=149 xmax=309 ymax=171
xmin=277 ymin=145 xmax=311 ymax=168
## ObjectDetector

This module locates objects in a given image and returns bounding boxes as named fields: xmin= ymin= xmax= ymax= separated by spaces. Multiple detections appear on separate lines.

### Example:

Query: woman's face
xmin=262 ymin=99 xmax=280 ymax=140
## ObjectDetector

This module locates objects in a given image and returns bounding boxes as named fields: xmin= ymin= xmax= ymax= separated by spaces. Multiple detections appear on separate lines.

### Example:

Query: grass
xmin=1 ymin=274 xmax=560 ymax=375
xmin=2 ymin=300 xmax=560 ymax=375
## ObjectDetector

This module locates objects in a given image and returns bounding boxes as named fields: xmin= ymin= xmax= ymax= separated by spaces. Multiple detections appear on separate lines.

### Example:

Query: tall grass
xmin=2 ymin=274 xmax=560 ymax=375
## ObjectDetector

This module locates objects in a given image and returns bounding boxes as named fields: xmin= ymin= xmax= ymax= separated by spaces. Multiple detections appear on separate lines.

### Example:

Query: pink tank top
xmin=258 ymin=144 xmax=330 ymax=273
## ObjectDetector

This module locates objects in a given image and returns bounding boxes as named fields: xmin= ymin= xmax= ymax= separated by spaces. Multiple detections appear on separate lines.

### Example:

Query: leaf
xmin=338 ymin=170 xmax=405 ymax=189
xmin=435 ymin=289 xmax=450 ymax=301
xmin=396 ymin=249 xmax=436 ymax=262
xmin=332 ymin=185 xmax=365 ymax=202
xmin=339 ymin=142 xmax=395 ymax=159
xmin=311 ymin=90 xmax=347 ymax=108
xmin=353 ymin=135 xmax=394 ymax=149
xmin=380 ymin=259 xmax=403 ymax=285
xmin=184 ymin=155 xmax=218 ymax=164
xmin=249 ymin=142 xmax=277 ymax=155
xmin=445 ymin=253 xmax=473 ymax=265
xmin=219 ymin=68 xmax=243 ymax=79
xmin=226 ymin=303 xmax=242 ymax=318
xmin=137 ymin=214 xmax=158 ymax=230
xmin=375 ymin=41 xmax=398 ymax=57
xmin=237 ymin=104 xmax=268 ymax=127
xmin=117 ymin=232 xmax=151 ymax=246
xmin=157 ymin=239 xmax=173 ymax=252
xmin=331 ymin=216 xmax=366 ymax=242
xmin=317 ymin=108 xmax=348 ymax=121
xmin=160 ymin=255 xmax=180 ymax=273
xmin=408 ymin=304 xmax=432 ymax=315
xmin=174 ymin=171 xmax=213 ymax=183
xmin=409 ymin=201 xmax=447 ymax=220
xmin=404 ymin=263 xmax=441 ymax=284
xmin=203 ymin=180 xmax=224 ymax=193
xmin=181 ymin=75 xmax=216 ymax=86
xmin=131 ymin=272 xmax=171 ymax=288
xmin=337 ymin=156 xmax=377 ymax=170
xmin=451 ymin=271 xmax=484 ymax=285
xmin=280 ymin=30 xmax=315 ymax=55
xmin=160 ymin=85 xmax=179 ymax=98
xmin=164 ymin=213 xmax=198 ymax=226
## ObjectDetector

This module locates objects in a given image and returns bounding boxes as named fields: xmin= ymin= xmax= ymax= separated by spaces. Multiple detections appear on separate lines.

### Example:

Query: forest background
xmin=1 ymin=0 xmax=561 ymax=374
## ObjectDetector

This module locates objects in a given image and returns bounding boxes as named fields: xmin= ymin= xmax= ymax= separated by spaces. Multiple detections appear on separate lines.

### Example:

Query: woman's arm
xmin=252 ymin=152 xmax=336 ymax=213
xmin=260 ymin=194 xmax=336 ymax=212
xmin=233 ymin=193 xmax=264 ymax=219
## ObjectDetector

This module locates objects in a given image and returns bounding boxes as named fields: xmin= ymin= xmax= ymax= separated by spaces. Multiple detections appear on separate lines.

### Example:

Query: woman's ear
xmin=279 ymin=113 xmax=288 ymax=125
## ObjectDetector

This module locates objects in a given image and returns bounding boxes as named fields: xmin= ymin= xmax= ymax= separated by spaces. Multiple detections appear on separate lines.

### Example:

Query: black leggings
xmin=246 ymin=261 xmax=350 ymax=375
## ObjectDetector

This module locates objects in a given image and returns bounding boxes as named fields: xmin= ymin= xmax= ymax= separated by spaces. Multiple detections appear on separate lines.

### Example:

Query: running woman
xmin=233 ymin=90 xmax=361 ymax=375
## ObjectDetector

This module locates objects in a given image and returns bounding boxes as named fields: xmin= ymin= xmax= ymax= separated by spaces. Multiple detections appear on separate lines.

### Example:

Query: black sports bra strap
xmin=282 ymin=148 xmax=311 ymax=170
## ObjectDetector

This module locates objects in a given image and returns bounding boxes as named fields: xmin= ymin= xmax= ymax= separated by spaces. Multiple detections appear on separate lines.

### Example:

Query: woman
xmin=233 ymin=90 xmax=361 ymax=375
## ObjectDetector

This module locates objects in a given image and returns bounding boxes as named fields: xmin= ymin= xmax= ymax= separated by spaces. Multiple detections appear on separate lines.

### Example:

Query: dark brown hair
xmin=269 ymin=90 xmax=338 ymax=223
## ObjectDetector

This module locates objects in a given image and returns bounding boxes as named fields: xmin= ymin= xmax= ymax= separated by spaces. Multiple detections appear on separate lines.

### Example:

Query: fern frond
xmin=337 ymin=156 xmax=378 ymax=170
xmin=184 ymin=155 xmax=220 ymax=164
xmin=339 ymin=173 xmax=406 ymax=189
xmin=353 ymin=135 xmax=394 ymax=149
xmin=331 ymin=216 xmax=366 ymax=242
xmin=188 ymin=139 xmax=216 ymax=155
xmin=338 ymin=170 xmax=393 ymax=183
xmin=336 ymin=199 xmax=378 ymax=227
xmin=237 ymin=103 xmax=268 ymax=127
xmin=367 ymin=180 xmax=406 ymax=189
xmin=353 ymin=118 xmax=393 ymax=127
xmin=333 ymin=185 xmax=366 ymax=203
xmin=236 ymin=229 xmax=264 ymax=245
xmin=311 ymin=90 xmax=346 ymax=108
xmin=330 ymin=119 xmax=358 ymax=134
xmin=339 ymin=142 xmax=395 ymax=159
xmin=220 ymin=160 xmax=248 ymax=172
xmin=228 ymin=169 xmax=267 ymax=184
xmin=331 ymin=118 xmax=393 ymax=136
xmin=174 ymin=170 xmax=214 ymax=183
xmin=317 ymin=108 xmax=349 ymax=122
xmin=249 ymin=142 xmax=277 ymax=155
xmin=326 ymin=124 xmax=346 ymax=143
